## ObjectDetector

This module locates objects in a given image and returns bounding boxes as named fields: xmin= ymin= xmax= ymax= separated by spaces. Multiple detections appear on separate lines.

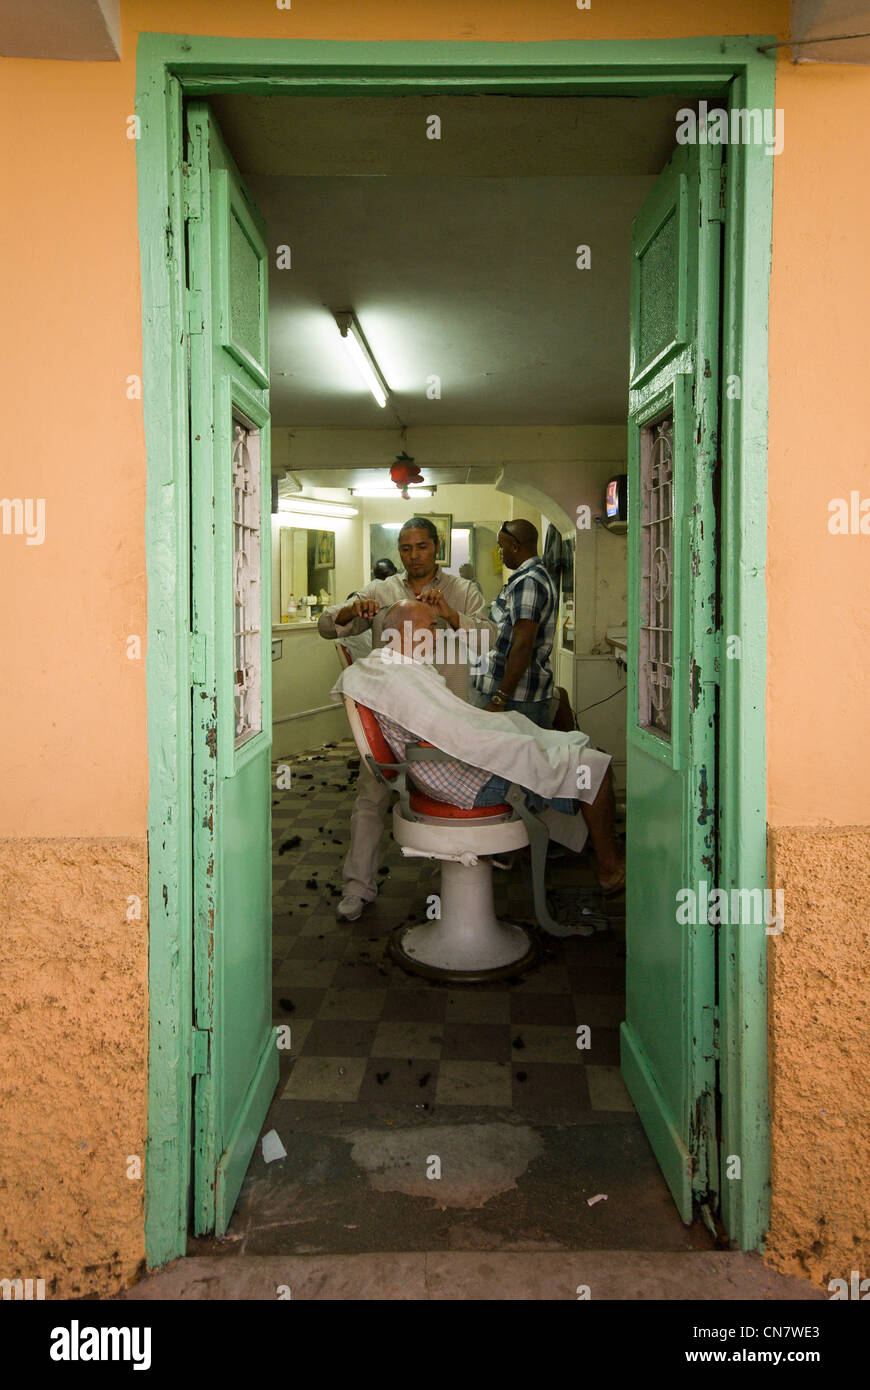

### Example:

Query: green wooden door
xmin=621 ymin=138 xmax=723 ymax=1224
xmin=186 ymin=101 xmax=278 ymax=1235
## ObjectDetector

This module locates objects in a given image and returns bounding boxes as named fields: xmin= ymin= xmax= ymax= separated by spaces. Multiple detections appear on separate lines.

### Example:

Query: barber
xmin=473 ymin=518 xmax=571 ymax=730
xmin=318 ymin=515 xmax=496 ymax=920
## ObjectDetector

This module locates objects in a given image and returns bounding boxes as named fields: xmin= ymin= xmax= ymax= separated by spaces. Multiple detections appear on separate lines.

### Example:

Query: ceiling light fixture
xmin=277 ymin=497 xmax=359 ymax=518
xmin=334 ymin=311 xmax=389 ymax=408
xmin=350 ymin=485 xmax=435 ymax=499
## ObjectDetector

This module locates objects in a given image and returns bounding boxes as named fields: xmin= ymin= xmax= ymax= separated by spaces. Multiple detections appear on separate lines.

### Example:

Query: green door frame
xmin=136 ymin=33 xmax=776 ymax=1268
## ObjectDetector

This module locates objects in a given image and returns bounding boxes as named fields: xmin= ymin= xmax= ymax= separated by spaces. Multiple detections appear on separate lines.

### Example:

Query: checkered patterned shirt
xmin=373 ymin=711 xmax=491 ymax=810
xmin=474 ymin=556 xmax=557 ymax=703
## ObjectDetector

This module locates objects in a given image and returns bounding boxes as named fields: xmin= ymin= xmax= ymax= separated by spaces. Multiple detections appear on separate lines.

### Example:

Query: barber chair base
xmin=387 ymin=858 xmax=540 ymax=983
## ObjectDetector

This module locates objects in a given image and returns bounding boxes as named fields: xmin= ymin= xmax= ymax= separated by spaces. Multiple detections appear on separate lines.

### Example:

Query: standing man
xmin=474 ymin=518 xmax=569 ymax=729
xmin=318 ymin=516 xmax=496 ymax=920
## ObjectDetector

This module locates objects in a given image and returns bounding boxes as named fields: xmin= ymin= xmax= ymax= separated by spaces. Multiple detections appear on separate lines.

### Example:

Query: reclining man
xmin=333 ymin=600 xmax=625 ymax=897
xmin=318 ymin=516 xmax=497 ymax=920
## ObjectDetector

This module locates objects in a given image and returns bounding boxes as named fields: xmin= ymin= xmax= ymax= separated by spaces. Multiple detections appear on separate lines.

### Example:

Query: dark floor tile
xmin=380 ymin=989 xmax=449 ymax=1023
xmin=440 ymin=1022 xmax=512 ymax=1063
xmin=565 ymin=962 xmax=625 ymax=995
xmin=579 ymin=1026 xmax=621 ymax=1066
xmin=358 ymin=1056 xmax=440 ymax=1104
xmin=281 ymin=934 xmax=348 ymax=961
xmin=571 ymin=993 xmax=626 ymax=1029
xmin=511 ymin=1062 xmax=592 ymax=1113
xmin=509 ymin=992 xmax=578 ymax=1026
xmin=271 ymin=986 xmax=327 ymax=1020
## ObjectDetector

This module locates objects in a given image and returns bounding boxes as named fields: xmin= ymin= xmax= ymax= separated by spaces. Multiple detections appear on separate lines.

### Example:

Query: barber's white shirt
xmin=318 ymin=568 xmax=496 ymax=700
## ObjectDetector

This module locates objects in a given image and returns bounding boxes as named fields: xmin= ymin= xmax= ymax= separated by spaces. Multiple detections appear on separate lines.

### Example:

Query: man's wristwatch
xmin=491 ymin=688 xmax=510 ymax=708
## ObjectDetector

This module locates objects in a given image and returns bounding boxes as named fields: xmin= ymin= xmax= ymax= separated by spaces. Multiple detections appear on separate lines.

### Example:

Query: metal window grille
xmin=232 ymin=417 xmax=262 ymax=749
xmin=638 ymin=414 xmax=674 ymax=740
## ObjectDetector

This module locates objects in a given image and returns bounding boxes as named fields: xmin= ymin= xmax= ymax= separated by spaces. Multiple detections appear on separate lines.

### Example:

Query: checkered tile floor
xmin=271 ymin=740 xmax=633 ymax=1122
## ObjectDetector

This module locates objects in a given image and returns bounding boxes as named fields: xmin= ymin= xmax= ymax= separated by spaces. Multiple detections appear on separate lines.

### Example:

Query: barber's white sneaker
xmin=337 ymin=894 xmax=365 ymax=922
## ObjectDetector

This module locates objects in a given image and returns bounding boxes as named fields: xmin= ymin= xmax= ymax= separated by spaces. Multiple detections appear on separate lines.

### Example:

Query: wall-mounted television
xmin=604 ymin=473 xmax=628 ymax=532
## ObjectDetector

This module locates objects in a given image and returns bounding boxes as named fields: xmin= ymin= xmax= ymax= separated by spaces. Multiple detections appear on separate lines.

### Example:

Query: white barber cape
xmin=331 ymin=648 xmax=606 ymax=805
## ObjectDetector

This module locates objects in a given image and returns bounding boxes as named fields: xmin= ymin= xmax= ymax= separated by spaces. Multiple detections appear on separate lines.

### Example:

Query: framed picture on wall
xmin=561 ymin=535 xmax=575 ymax=596
xmin=425 ymin=513 xmax=452 ymax=566
xmin=313 ymin=529 xmax=335 ymax=568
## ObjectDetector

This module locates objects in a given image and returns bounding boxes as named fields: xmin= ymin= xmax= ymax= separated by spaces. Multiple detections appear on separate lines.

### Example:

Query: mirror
xmin=277 ymin=526 xmax=335 ymax=622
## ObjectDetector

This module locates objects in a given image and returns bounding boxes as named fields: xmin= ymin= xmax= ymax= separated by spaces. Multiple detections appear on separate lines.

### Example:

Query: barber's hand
xmin=419 ymin=588 xmax=459 ymax=628
xmin=351 ymin=597 xmax=380 ymax=619
xmin=484 ymin=700 xmax=507 ymax=713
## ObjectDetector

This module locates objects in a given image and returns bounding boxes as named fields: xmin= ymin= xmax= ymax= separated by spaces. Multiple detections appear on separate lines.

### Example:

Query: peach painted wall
xmin=2 ymin=9 xmax=799 ymax=844
xmin=766 ymin=61 xmax=870 ymax=829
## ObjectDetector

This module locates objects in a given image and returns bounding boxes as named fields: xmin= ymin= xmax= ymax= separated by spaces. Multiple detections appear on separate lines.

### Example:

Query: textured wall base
xmin=3 ymin=827 xmax=867 ymax=1298
xmin=0 ymin=838 xmax=148 ymax=1299
xmin=764 ymin=825 xmax=870 ymax=1292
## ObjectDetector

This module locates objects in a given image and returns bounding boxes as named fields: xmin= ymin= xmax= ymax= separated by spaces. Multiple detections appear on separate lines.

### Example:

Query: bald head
xmin=498 ymin=518 xmax=539 ymax=570
xmin=379 ymin=599 xmax=438 ymax=657
xmin=504 ymin=519 xmax=537 ymax=547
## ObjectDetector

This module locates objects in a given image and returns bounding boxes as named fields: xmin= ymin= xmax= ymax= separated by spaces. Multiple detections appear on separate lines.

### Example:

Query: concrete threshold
xmin=117 ymin=1250 xmax=823 ymax=1301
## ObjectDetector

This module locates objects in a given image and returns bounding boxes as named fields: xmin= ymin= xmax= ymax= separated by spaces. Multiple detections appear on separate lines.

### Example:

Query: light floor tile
xmin=586 ymin=1065 xmax=636 ymax=1112
xmin=510 ymin=1024 xmax=583 ymax=1065
xmin=434 ymin=1060 xmax=512 ymax=1107
xmin=280 ymin=1056 xmax=366 ymax=1102
xmin=298 ymin=914 xmax=342 ymax=937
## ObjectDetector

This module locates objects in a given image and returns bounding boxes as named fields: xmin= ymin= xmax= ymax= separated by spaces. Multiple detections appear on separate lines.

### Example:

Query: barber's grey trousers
xmin=342 ymin=761 xmax=391 ymax=900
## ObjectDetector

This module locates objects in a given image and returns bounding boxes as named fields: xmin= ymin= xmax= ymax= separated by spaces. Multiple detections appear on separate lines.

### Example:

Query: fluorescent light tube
xmin=277 ymin=497 xmax=358 ymax=518
xmin=335 ymin=312 xmax=389 ymax=408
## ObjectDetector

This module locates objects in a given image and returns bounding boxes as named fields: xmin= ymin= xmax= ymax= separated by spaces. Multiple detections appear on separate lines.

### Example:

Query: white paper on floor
xmin=262 ymin=1129 xmax=287 ymax=1163
xmin=587 ymin=1193 xmax=608 ymax=1206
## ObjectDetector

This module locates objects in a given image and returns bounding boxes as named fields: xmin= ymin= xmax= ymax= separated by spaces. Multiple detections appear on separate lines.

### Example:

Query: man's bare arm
xmin=485 ymin=618 xmax=538 ymax=708
xmin=317 ymin=583 xmax=382 ymax=638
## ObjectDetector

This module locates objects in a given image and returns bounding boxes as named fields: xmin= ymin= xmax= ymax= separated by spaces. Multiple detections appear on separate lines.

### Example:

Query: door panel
xmin=621 ymin=139 xmax=722 ymax=1223
xmin=186 ymin=101 xmax=278 ymax=1235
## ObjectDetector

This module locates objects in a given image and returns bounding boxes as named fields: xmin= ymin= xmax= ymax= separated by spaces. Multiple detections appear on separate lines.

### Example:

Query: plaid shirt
xmin=373 ymin=711 xmax=490 ymax=810
xmin=474 ymin=556 xmax=557 ymax=703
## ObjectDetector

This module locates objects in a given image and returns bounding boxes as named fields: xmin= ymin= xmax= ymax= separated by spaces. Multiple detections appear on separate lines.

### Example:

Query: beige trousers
xmin=341 ymin=761 xmax=392 ymax=900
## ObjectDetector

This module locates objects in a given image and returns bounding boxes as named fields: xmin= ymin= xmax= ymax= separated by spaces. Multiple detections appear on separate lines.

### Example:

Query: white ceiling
xmin=212 ymin=95 xmax=698 ymax=429
xmin=281 ymin=464 xmax=500 ymax=492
